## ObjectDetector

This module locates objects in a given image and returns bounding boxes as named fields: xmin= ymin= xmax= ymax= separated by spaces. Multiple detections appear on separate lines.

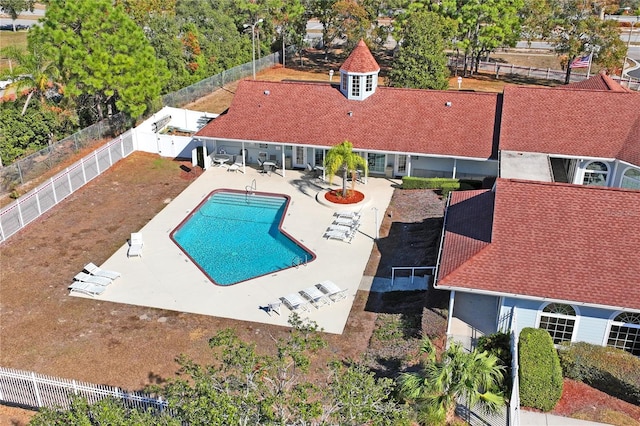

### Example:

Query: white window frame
xmin=351 ymin=75 xmax=360 ymax=97
xmin=620 ymin=167 xmax=640 ymax=190
xmin=581 ymin=161 xmax=609 ymax=186
xmin=604 ymin=311 xmax=640 ymax=356
xmin=536 ymin=302 xmax=579 ymax=344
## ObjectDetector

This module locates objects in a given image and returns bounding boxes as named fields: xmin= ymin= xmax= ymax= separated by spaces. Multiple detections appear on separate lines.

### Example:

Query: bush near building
xmin=401 ymin=177 xmax=482 ymax=195
xmin=559 ymin=342 xmax=640 ymax=406
xmin=519 ymin=328 xmax=563 ymax=411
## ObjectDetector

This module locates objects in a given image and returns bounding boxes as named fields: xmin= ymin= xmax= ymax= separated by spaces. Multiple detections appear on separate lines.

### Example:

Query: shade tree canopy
xmin=29 ymin=0 xmax=169 ymax=119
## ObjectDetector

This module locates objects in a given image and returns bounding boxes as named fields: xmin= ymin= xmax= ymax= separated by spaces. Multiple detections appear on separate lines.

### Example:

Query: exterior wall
xmin=411 ymin=157 xmax=498 ymax=180
xmin=501 ymin=297 xmax=616 ymax=346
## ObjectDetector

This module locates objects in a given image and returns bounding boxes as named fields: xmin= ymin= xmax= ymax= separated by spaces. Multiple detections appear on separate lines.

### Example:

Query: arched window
xmin=538 ymin=303 xmax=577 ymax=344
xmin=621 ymin=168 xmax=640 ymax=190
xmin=582 ymin=161 xmax=609 ymax=186
xmin=607 ymin=312 xmax=640 ymax=356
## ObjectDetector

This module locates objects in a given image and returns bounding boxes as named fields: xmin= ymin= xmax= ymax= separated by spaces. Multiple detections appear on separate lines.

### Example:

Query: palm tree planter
xmin=324 ymin=140 xmax=368 ymax=199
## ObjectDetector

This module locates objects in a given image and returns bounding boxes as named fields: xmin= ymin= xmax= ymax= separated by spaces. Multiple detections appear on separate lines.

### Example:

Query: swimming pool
xmin=171 ymin=189 xmax=315 ymax=285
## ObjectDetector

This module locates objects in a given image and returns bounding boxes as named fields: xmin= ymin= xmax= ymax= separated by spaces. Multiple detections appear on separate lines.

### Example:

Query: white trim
xmin=578 ymin=160 xmax=610 ymax=186
xmin=602 ymin=310 xmax=640 ymax=349
xmin=621 ymin=165 xmax=640 ymax=189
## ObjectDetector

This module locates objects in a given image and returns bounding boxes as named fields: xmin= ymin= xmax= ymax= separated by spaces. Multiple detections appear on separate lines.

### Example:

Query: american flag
xmin=570 ymin=53 xmax=592 ymax=68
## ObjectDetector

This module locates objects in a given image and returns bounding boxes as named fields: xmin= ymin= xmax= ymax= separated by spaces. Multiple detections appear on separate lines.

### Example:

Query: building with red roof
xmin=436 ymin=179 xmax=640 ymax=355
xmin=194 ymin=41 xmax=640 ymax=355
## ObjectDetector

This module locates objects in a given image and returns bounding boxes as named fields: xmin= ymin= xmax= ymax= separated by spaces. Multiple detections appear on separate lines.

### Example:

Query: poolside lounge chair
xmin=323 ymin=228 xmax=356 ymax=243
xmin=333 ymin=216 xmax=360 ymax=227
xmin=128 ymin=232 xmax=144 ymax=258
xmin=74 ymin=272 xmax=113 ymax=286
xmin=316 ymin=280 xmax=348 ymax=302
xmin=327 ymin=223 xmax=356 ymax=234
xmin=68 ymin=280 xmax=107 ymax=297
xmin=300 ymin=286 xmax=331 ymax=308
xmin=280 ymin=293 xmax=309 ymax=312
xmin=84 ymin=262 xmax=121 ymax=280
xmin=334 ymin=210 xmax=361 ymax=220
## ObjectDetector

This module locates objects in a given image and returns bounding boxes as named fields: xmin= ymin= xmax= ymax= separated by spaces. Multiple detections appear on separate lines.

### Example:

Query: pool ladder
xmin=292 ymin=255 xmax=308 ymax=269
xmin=245 ymin=179 xmax=257 ymax=196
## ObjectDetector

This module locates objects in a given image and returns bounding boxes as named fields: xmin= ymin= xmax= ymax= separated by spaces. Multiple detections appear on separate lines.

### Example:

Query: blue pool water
xmin=171 ymin=190 xmax=315 ymax=285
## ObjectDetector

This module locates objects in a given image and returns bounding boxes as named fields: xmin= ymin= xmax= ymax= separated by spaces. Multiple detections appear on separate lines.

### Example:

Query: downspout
xmin=452 ymin=158 xmax=457 ymax=179
xmin=435 ymin=192 xmax=454 ymax=341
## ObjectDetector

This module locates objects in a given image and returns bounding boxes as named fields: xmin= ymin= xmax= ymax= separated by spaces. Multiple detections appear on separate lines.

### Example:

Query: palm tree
xmin=324 ymin=140 xmax=368 ymax=198
xmin=399 ymin=339 xmax=505 ymax=425
xmin=0 ymin=46 xmax=60 ymax=115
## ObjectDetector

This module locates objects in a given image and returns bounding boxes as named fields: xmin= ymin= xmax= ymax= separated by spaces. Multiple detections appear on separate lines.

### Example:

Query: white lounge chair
xmin=316 ymin=280 xmax=348 ymax=302
xmin=323 ymin=228 xmax=356 ymax=243
xmin=334 ymin=210 xmax=361 ymax=220
xmin=69 ymin=281 xmax=107 ymax=297
xmin=333 ymin=216 xmax=360 ymax=227
xmin=128 ymin=232 xmax=143 ymax=258
xmin=300 ymin=286 xmax=331 ymax=308
xmin=74 ymin=272 xmax=113 ymax=286
xmin=280 ymin=293 xmax=309 ymax=312
xmin=84 ymin=262 xmax=120 ymax=280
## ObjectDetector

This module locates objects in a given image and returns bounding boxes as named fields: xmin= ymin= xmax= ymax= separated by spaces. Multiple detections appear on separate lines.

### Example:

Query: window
xmin=608 ymin=312 xmax=640 ymax=356
xmin=365 ymin=75 xmax=373 ymax=92
xmin=539 ymin=303 xmax=576 ymax=344
xmin=621 ymin=168 xmax=640 ymax=190
xmin=582 ymin=161 xmax=609 ymax=186
xmin=341 ymin=73 xmax=347 ymax=91
xmin=351 ymin=75 xmax=360 ymax=97
xmin=397 ymin=155 xmax=407 ymax=173
xmin=314 ymin=149 xmax=325 ymax=167
xmin=367 ymin=153 xmax=385 ymax=173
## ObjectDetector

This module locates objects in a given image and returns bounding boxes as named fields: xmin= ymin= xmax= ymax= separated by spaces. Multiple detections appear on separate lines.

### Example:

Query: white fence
xmin=0 ymin=366 xmax=167 ymax=413
xmin=0 ymin=131 xmax=134 ymax=242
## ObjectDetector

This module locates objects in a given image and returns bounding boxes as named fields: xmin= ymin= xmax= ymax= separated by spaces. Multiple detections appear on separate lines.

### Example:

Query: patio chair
xmin=68 ymin=280 xmax=107 ymax=297
xmin=316 ymin=280 xmax=348 ymax=302
xmin=128 ymin=232 xmax=144 ymax=258
xmin=300 ymin=286 xmax=331 ymax=308
xmin=84 ymin=262 xmax=121 ymax=280
xmin=74 ymin=272 xmax=113 ymax=286
xmin=265 ymin=301 xmax=282 ymax=316
xmin=280 ymin=293 xmax=309 ymax=312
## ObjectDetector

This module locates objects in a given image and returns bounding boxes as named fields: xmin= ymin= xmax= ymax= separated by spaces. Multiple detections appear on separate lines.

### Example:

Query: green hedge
xmin=401 ymin=177 xmax=483 ymax=195
xmin=559 ymin=342 xmax=640 ymax=405
xmin=518 ymin=328 xmax=563 ymax=411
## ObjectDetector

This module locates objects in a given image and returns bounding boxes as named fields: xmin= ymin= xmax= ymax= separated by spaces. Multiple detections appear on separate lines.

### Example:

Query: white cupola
xmin=339 ymin=39 xmax=381 ymax=101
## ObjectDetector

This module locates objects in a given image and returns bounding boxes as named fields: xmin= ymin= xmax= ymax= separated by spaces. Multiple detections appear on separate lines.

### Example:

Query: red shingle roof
xmin=437 ymin=179 xmax=640 ymax=311
xmin=340 ymin=39 xmax=380 ymax=73
xmin=196 ymin=80 xmax=499 ymax=159
xmin=564 ymin=72 xmax=632 ymax=92
xmin=500 ymin=85 xmax=640 ymax=165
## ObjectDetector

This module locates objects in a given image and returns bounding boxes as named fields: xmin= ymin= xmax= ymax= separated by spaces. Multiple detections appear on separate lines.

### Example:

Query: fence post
xmin=72 ymin=380 xmax=78 ymax=395
xmin=17 ymin=161 xmax=24 ymax=185
xmin=94 ymin=151 xmax=101 ymax=175
xmin=35 ymin=187 xmax=42 ymax=215
xmin=16 ymin=197 xmax=24 ymax=227
xmin=81 ymin=158 xmax=87 ymax=184
xmin=31 ymin=372 xmax=43 ymax=407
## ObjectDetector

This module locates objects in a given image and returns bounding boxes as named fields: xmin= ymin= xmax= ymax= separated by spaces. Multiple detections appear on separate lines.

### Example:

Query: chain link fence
xmin=162 ymin=53 xmax=280 ymax=108
xmin=0 ymin=113 xmax=132 ymax=195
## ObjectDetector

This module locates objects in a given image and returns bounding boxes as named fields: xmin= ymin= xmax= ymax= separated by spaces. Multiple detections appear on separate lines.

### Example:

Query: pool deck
xmin=73 ymin=166 xmax=399 ymax=334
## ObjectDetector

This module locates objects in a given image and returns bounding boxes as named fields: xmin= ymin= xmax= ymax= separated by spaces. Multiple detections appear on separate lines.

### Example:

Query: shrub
xmin=559 ymin=342 xmax=640 ymax=405
xmin=478 ymin=332 xmax=513 ymax=395
xmin=401 ymin=177 xmax=483 ymax=192
xmin=518 ymin=328 xmax=563 ymax=411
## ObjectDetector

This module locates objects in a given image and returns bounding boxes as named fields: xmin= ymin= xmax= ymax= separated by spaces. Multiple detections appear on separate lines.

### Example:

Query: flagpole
xmin=586 ymin=52 xmax=593 ymax=78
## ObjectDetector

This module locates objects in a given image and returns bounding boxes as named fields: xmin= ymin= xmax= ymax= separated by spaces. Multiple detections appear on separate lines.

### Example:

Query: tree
xmin=30 ymin=395 xmax=179 ymax=425
xmin=324 ymin=140 xmax=368 ymax=198
xmin=388 ymin=11 xmax=451 ymax=90
xmin=29 ymin=0 xmax=169 ymax=120
xmin=0 ymin=45 xmax=60 ymax=115
xmin=0 ymin=0 xmax=35 ymax=31
xmin=399 ymin=339 xmax=505 ymax=425
xmin=527 ymin=0 xmax=626 ymax=83
xmin=332 ymin=0 xmax=372 ymax=51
